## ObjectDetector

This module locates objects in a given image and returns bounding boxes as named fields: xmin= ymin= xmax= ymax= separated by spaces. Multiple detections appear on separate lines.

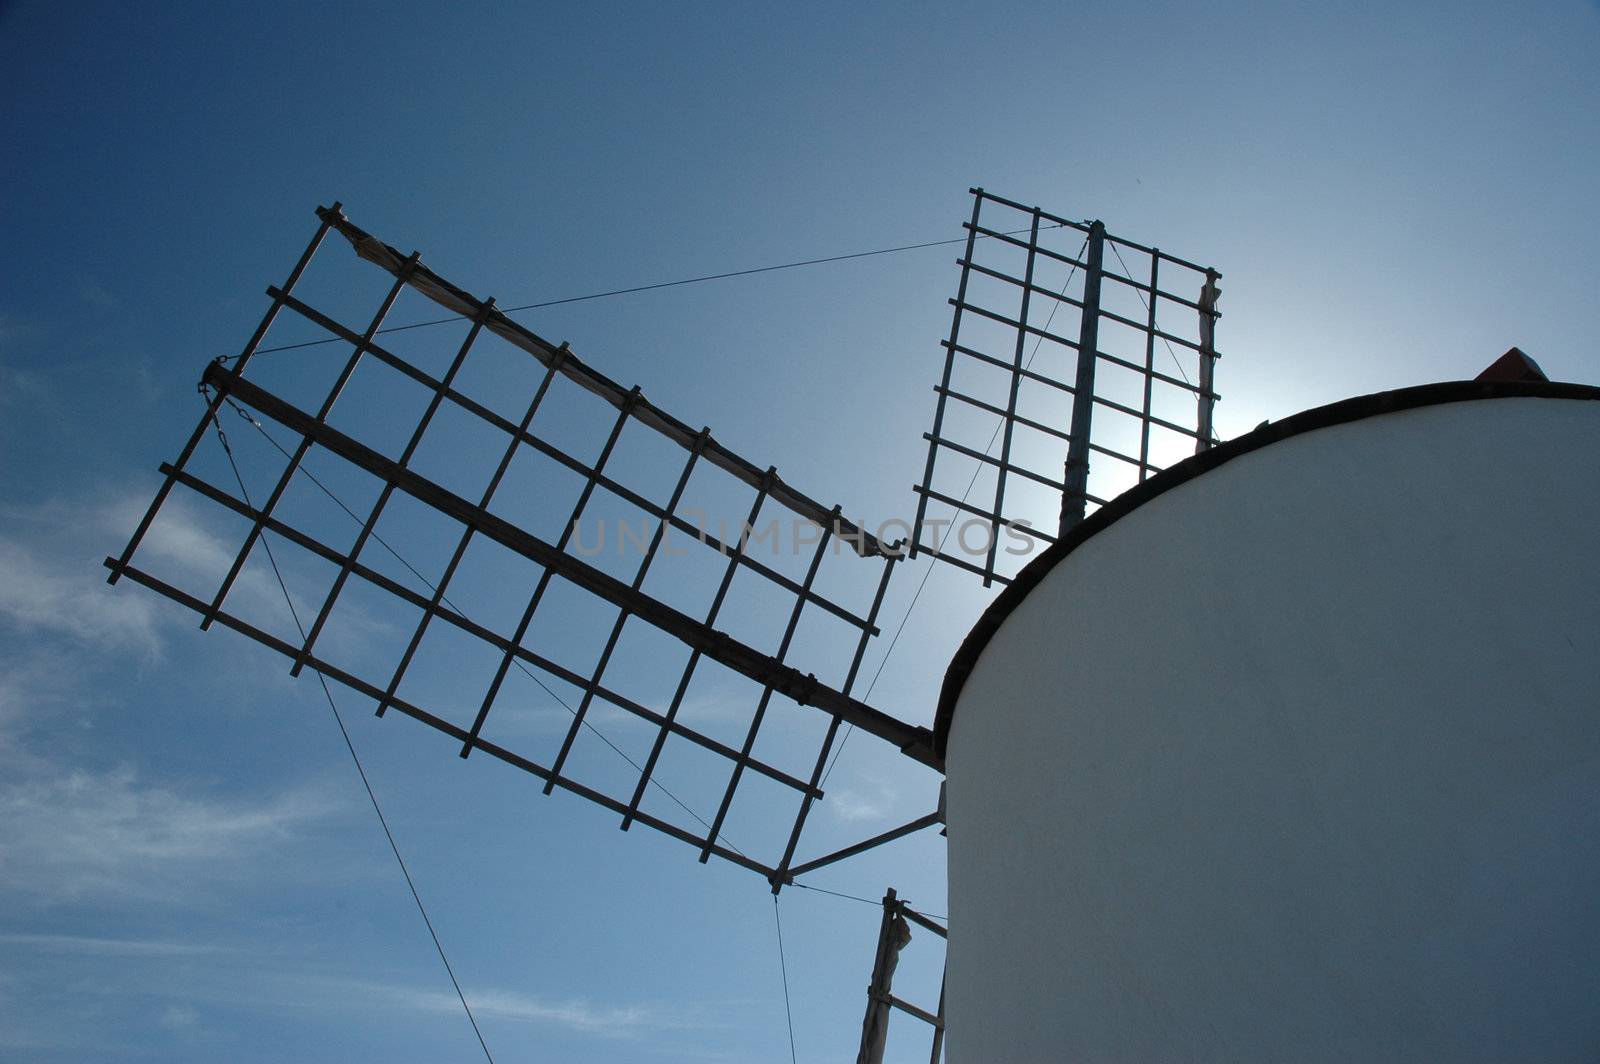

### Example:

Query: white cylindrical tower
xmin=938 ymin=381 xmax=1600 ymax=1061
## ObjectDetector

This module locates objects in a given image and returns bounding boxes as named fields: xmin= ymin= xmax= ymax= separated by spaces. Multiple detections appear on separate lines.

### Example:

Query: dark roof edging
xmin=932 ymin=378 xmax=1600 ymax=767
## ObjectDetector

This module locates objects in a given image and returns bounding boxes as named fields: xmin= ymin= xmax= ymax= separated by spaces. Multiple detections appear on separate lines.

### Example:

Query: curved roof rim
xmin=932 ymin=376 xmax=1600 ymax=767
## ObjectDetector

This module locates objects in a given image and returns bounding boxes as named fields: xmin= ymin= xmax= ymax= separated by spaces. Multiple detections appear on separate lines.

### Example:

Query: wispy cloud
xmin=0 ymin=932 xmax=224 ymax=956
xmin=0 ymin=488 xmax=390 ymax=672
xmin=102 ymin=493 xmax=240 ymax=580
xmin=0 ymin=313 xmax=39 ymax=350
xmin=674 ymin=686 xmax=756 ymax=727
xmin=0 ymin=952 xmax=728 ymax=1055
xmin=0 ymin=491 xmax=246 ymax=662
xmin=158 ymin=1003 xmax=200 ymax=1030
xmin=0 ymin=536 xmax=166 ymax=658
xmin=356 ymin=980 xmax=719 ymax=1036
xmin=0 ymin=940 xmax=212 ymax=1054
xmin=827 ymin=778 xmax=899 ymax=824
xmin=78 ymin=280 xmax=121 ymax=311
xmin=0 ymin=490 xmax=383 ymax=907
xmin=0 ymin=763 xmax=334 ymax=903
xmin=0 ymin=647 xmax=83 ymax=742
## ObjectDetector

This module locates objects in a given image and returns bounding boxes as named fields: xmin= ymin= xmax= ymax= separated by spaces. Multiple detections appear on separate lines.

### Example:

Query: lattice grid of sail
xmin=105 ymin=205 xmax=936 ymax=887
xmin=911 ymin=188 xmax=1222 ymax=587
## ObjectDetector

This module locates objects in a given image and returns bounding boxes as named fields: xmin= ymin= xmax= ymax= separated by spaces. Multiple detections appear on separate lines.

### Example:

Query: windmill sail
xmin=105 ymin=204 xmax=935 ymax=889
xmin=912 ymin=188 xmax=1223 ymax=586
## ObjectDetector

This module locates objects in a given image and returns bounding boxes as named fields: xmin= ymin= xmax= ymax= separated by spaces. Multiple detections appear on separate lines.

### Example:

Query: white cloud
xmin=0 ymin=490 xmax=387 ymax=908
xmin=0 ymin=535 xmax=166 ymax=658
xmin=103 ymin=493 xmax=240 ymax=580
xmin=0 ymin=649 xmax=79 ymax=742
xmin=293 ymin=977 xmax=722 ymax=1039
xmin=391 ymin=983 xmax=707 ymax=1034
xmin=0 ymin=763 xmax=334 ymax=903
xmin=78 ymin=280 xmax=121 ymax=311
xmin=98 ymin=491 xmax=295 ymax=628
xmin=0 ymin=490 xmax=252 ymax=662
xmin=0 ymin=932 xmax=222 ymax=956
xmin=0 ymin=488 xmax=389 ymax=671
xmin=0 ymin=955 xmax=724 ymax=1054
xmin=98 ymin=488 xmax=405 ymax=667
xmin=827 ymin=779 xmax=899 ymax=824
xmin=158 ymin=1003 xmax=199 ymax=1030
xmin=0 ymin=312 xmax=35 ymax=346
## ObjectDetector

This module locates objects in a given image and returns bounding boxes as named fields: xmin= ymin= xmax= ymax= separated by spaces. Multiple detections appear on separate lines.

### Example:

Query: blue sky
xmin=2 ymin=2 xmax=1598 ymax=1061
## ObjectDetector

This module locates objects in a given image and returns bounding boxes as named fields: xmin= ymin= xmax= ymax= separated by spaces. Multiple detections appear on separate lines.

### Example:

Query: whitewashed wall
xmin=945 ymin=396 xmax=1600 ymax=1062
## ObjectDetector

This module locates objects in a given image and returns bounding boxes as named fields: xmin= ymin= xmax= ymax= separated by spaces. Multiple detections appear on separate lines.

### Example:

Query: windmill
xmin=105 ymin=188 xmax=1225 ymax=1061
